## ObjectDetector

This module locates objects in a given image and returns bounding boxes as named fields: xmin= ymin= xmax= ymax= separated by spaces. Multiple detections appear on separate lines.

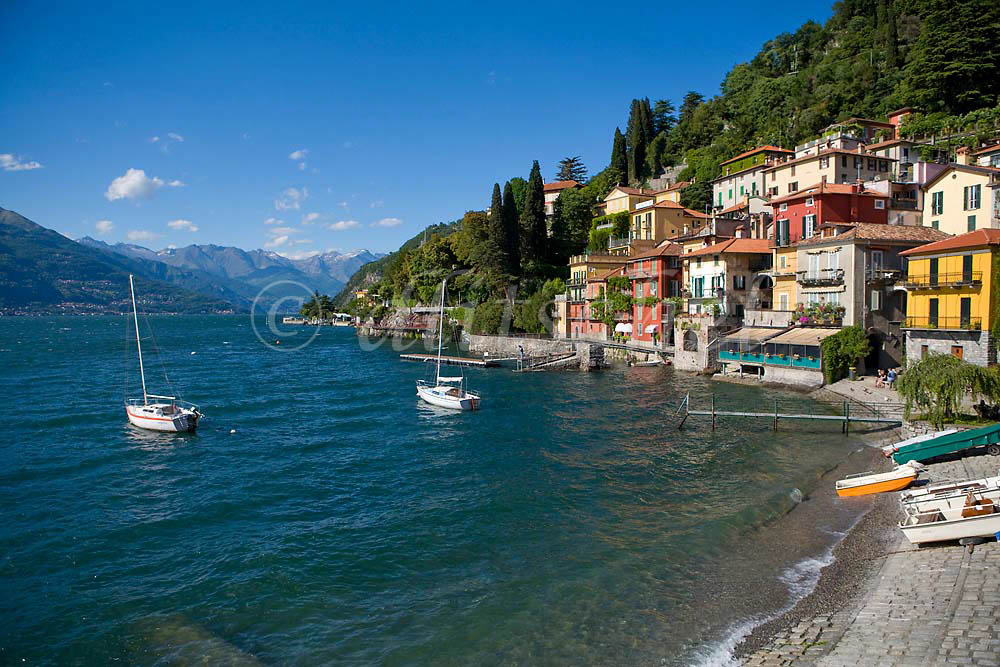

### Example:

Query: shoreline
xmin=726 ymin=421 xmax=905 ymax=663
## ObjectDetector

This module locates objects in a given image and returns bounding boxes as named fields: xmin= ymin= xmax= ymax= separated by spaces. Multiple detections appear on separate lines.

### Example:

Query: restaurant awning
xmin=645 ymin=324 xmax=658 ymax=334
xmin=615 ymin=322 xmax=633 ymax=333
xmin=766 ymin=327 xmax=841 ymax=345
xmin=722 ymin=327 xmax=785 ymax=342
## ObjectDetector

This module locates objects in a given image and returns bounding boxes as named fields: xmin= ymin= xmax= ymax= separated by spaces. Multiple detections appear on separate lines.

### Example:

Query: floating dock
xmin=399 ymin=353 xmax=498 ymax=368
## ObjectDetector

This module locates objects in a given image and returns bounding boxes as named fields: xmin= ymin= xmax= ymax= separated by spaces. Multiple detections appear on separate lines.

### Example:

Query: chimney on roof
xmin=956 ymin=146 xmax=972 ymax=166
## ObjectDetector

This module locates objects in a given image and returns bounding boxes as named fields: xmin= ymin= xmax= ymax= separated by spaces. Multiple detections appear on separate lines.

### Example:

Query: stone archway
xmin=683 ymin=329 xmax=698 ymax=352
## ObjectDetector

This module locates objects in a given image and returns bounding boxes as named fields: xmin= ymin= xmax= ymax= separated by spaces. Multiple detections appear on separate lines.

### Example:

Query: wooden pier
xmin=676 ymin=393 xmax=903 ymax=433
xmin=399 ymin=353 xmax=498 ymax=368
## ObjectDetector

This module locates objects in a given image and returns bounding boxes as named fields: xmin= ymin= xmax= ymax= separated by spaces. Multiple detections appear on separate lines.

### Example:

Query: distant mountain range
xmin=0 ymin=206 xmax=383 ymax=314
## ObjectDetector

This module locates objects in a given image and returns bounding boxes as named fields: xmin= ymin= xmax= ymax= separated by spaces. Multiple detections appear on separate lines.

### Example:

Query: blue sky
xmin=0 ymin=0 xmax=833 ymax=256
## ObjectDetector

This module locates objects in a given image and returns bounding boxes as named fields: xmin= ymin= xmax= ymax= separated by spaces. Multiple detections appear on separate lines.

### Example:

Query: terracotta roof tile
xmin=768 ymin=182 xmax=888 ymax=204
xmin=628 ymin=241 xmax=682 ymax=260
xmin=543 ymin=180 xmax=582 ymax=192
xmin=720 ymin=145 xmax=794 ymax=166
xmin=900 ymin=229 xmax=1000 ymax=256
xmin=795 ymin=224 xmax=950 ymax=247
xmin=589 ymin=265 xmax=626 ymax=281
xmin=684 ymin=238 xmax=771 ymax=257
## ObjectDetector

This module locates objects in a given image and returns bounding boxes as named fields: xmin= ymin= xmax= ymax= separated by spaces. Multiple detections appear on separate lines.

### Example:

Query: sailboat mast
xmin=436 ymin=277 xmax=446 ymax=384
xmin=129 ymin=274 xmax=148 ymax=404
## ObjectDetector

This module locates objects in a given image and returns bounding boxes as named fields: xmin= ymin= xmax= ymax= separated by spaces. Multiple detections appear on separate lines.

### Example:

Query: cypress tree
xmin=502 ymin=181 xmax=520 ymax=274
xmin=641 ymin=98 xmax=655 ymax=150
xmin=519 ymin=160 xmax=547 ymax=271
xmin=625 ymin=99 xmax=639 ymax=180
xmin=610 ymin=128 xmax=627 ymax=185
xmin=628 ymin=117 xmax=645 ymax=185
xmin=487 ymin=183 xmax=507 ymax=273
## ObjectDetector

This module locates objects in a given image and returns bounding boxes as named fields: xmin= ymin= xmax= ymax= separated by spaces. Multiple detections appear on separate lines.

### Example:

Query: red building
xmin=769 ymin=182 xmax=889 ymax=246
xmin=626 ymin=242 xmax=683 ymax=344
xmin=567 ymin=265 xmax=628 ymax=338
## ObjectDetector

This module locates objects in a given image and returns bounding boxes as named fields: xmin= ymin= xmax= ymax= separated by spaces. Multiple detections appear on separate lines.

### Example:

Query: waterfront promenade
xmin=743 ymin=452 xmax=1000 ymax=666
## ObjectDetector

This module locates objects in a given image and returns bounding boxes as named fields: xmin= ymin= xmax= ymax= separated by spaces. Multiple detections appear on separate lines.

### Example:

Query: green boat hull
xmin=891 ymin=423 xmax=1000 ymax=464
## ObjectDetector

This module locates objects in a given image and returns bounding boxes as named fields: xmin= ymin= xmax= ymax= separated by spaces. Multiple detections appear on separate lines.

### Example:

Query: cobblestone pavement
xmin=743 ymin=453 xmax=1000 ymax=666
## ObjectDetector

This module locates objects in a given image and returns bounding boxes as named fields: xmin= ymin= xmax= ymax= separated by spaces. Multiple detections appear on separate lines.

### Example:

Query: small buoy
xmin=230 ymin=429 xmax=237 ymax=434
xmin=191 ymin=351 xmax=197 ymax=355
xmin=275 ymin=339 xmax=281 ymax=345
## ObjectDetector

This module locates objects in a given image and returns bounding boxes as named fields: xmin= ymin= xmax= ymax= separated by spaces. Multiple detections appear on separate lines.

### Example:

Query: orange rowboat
xmin=836 ymin=462 xmax=925 ymax=497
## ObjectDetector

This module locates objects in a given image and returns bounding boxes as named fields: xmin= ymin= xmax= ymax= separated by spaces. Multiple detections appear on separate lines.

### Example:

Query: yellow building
xmin=921 ymin=164 xmax=1000 ymax=235
xmin=620 ymin=200 xmax=710 ymax=253
xmin=900 ymin=229 xmax=1000 ymax=366
xmin=599 ymin=186 xmax=655 ymax=216
xmin=771 ymin=245 xmax=799 ymax=312
xmin=654 ymin=181 xmax=689 ymax=205
xmin=763 ymin=150 xmax=895 ymax=198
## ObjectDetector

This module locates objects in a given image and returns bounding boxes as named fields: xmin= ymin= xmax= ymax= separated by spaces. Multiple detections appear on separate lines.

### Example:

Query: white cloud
xmin=298 ymin=161 xmax=307 ymax=171
xmin=372 ymin=217 xmax=403 ymax=228
xmin=337 ymin=201 xmax=349 ymax=210
xmin=149 ymin=136 xmax=160 ymax=143
xmin=264 ymin=234 xmax=290 ymax=248
xmin=271 ymin=226 xmax=298 ymax=235
xmin=327 ymin=220 xmax=359 ymax=231
xmin=1 ymin=153 xmax=44 ymax=171
xmin=264 ymin=217 xmax=283 ymax=225
xmin=288 ymin=148 xmax=309 ymax=161
xmin=167 ymin=132 xmax=184 ymax=142
xmin=301 ymin=212 xmax=322 ymax=225
xmin=95 ymin=220 xmax=114 ymax=234
xmin=127 ymin=230 xmax=161 ymax=242
xmin=105 ymin=168 xmax=183 ymax=201
xmin=274 ymin=186 xmax=308 ymax=211
xmin=370 ymin=200 xmax=384 ymax=208
xmin=167 ymin=219 xmax=198 ymax=232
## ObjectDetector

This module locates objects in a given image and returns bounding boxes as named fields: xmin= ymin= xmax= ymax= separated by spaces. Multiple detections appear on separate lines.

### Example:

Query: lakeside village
xmin=342 ymin=109 xmax=1000 ymax=394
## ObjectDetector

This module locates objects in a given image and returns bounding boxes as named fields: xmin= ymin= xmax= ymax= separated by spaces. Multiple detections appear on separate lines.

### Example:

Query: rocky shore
xmin=738 ymin=444 xmax=1000 ymax=666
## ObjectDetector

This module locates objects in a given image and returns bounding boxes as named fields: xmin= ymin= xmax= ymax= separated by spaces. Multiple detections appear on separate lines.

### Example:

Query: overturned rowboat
xmin=836 ymin=461 xmax=925 ymax=497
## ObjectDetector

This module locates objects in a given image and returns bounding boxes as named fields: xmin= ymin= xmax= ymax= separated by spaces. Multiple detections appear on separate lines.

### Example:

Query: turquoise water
xmin=0 ymin=316 xmax=869 ymax=665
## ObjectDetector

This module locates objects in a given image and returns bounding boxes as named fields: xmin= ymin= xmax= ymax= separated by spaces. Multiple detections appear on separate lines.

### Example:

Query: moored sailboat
xmin=416 ymin=278 xmax=480 ymax=411
xmin=124 ymin=275 xmax=201 ymax=432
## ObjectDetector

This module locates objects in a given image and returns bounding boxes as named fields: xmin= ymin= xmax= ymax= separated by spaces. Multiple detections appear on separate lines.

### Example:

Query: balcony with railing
xmin=903 ymin=271 xmax=982 ymax=289
xmin=609 ymin=235 xmax=631 ymax=250
xmin=903 ymin=316 xmax=982 ymax=331
xmin=866 ymin=268 xmax=903 ymax=284
xmin=628 ymin=268 xmax=655 ymax=280
xmin=796 ymin=268 xmax=845 ymax=286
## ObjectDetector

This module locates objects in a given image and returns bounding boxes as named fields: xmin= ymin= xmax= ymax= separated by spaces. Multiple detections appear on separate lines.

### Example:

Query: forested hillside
xmin=611 ymin=0 xmax=1000 ymax=208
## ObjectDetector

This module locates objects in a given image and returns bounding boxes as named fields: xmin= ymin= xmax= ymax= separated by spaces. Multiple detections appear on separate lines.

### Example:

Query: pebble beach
xmin=739 ymin=440 xmax=1000 ymax=666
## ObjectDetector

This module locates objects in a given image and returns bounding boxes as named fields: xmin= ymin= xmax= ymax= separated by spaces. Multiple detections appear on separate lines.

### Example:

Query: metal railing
xmin=903 ymin=271 xmax=982 ymax=288
xmin=903 ymin=316 xmax=982 ymax=330
xmin=608 ymin=236 xmax=631 ymax=249
xmin=797 ymin=268 xmax=845 ymax=286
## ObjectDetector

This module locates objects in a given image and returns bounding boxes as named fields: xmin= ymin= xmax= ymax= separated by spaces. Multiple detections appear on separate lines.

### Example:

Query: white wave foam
xmin=691 ymin=546 xmax=836 ymax=667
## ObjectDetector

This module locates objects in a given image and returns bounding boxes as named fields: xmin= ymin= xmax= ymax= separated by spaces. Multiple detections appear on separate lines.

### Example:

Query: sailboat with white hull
xmin=124 ymin=275 xmax=201 ymax=432
xmin=416 ymin=278 xmax=481 ymax=411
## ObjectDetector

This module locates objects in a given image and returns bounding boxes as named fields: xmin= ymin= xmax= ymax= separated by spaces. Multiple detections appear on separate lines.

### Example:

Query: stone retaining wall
xmin=467 ymin=335 xmax=573 ymax=357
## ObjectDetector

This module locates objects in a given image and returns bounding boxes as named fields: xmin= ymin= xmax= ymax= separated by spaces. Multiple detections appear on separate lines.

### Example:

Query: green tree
xmin=519 ymin=160 xmax=547 ymax=273
xmin=628 ymin=113 xmax=645 ymax=185
xmin=508 ymin=177 xmax=528 ymax=216
xmin=486 ymin=183 xmax=508 ymax=274
xmin=514 ymin=278 xmax=566 ymax=333
xmin=902 ymin=0 xmax=1000 ymax=114
xmin=820 ymin=326 xmax=870 ymax=384
xmin=553 ymin=187 xmax=595 ymax=256
xmin=502 ymin=181 xmax=520 ymax=274
xmin=897 ymin=354 xmax=1000 ymax=428
xmin=555 ymin=156 xmax=587 ymax=182
xmin=609 ymin=128 xmax=627 ymax=185
xmin=652 ymin=99 xmax=676 ymax=135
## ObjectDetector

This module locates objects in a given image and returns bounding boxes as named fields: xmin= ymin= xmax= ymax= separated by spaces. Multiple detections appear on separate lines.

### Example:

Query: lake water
xmin=0 ymin=315 xmax=875 ymax=665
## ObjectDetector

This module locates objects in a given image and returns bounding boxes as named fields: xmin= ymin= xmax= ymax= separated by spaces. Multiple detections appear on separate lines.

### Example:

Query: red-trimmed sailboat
xmin=124 ymin=275 xmax=201 ymax=432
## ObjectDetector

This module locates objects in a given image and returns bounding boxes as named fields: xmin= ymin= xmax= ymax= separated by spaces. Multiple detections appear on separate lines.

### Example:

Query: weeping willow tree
xmin=897 ymin=354 xmax=1000 ymax=427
